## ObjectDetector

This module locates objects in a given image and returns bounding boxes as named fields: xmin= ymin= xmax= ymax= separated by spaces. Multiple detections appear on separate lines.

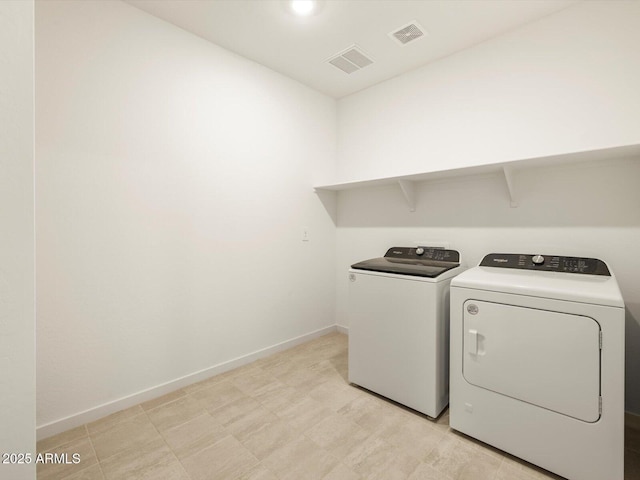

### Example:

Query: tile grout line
xmin=84 ymin=423 xmax=107 ymax=480
xmin=143 ymin=389 xmax=268 ymax=478
xmin=233 ymin=344 xmax=350 ymax=479
xmin=141 ymin=408 xmax=195 ymax=480
xmin=162 ymin=408 xmax=235 ymax=467
xmin=37 ymin=425 xmax=97 ymax=480
xmin=229 ymin=431 xmax=262 ymax=480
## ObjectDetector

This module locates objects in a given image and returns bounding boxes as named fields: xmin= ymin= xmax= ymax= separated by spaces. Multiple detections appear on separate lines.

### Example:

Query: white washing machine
xmin=348 ymin=246 xmax=464 ymax=418
xmin=450 ymin=253 xmax=625 ymax=480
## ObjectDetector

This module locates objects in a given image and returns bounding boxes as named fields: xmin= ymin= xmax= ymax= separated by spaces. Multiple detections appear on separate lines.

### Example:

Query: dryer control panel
xmin=480 ymin=253 xmax=610 ymax=276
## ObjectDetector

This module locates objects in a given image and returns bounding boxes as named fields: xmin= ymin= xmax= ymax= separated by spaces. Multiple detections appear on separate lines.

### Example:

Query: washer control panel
xmin=480 ymin=253 xmax=610 ymax=276
xmin=385 ymin=247 xmax=460 ymax=263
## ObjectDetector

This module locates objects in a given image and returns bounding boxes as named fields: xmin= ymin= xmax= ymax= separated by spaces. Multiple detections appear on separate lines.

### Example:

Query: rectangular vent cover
xmin=390 ymin=21 xmax=426 ymax=45
xmin=327 ymin=45 xmax=373 ymax=74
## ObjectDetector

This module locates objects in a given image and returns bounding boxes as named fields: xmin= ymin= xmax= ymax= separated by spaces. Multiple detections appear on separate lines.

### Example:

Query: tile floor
xmin=37 ymin=332 xmax=640 ymax=480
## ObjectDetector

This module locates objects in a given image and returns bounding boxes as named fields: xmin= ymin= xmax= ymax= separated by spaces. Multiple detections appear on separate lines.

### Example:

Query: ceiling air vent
xmin=389 ymin=21 xmax=426 ymax=46
xmin=327 ymin=45 xmax=373 ymax=75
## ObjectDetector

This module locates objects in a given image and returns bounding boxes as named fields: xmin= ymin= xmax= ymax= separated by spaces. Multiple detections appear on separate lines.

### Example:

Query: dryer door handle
xmin=467 ymin=329 xmax=478 ymax=356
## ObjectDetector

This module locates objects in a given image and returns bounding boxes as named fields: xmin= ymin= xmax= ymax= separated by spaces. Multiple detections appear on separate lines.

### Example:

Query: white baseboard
xmin=37 ymin=324 xmax=338 ymax=441
xmin=336 ymin=324 xmax=348 ymax=335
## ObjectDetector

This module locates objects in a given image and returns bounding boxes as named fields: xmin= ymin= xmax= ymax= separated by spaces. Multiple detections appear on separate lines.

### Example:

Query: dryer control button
xmin=467 ymin=304 xmax=479 ymax=315
xmin=415 ymin=247 xmax=425 ymax=256
xmin=532 ymin=254 xmax=545 ymax=265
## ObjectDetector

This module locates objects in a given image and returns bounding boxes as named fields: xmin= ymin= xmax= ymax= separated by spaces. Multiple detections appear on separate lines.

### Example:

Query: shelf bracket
xmin=397 ymin=180 xmax=416 ymax=212
xmin=502 ymin=166 xmax=519 ymax=208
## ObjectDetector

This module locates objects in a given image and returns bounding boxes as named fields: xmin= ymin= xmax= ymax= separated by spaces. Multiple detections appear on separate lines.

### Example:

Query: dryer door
xmin=463 ymin=300 xmax=601 ymax=422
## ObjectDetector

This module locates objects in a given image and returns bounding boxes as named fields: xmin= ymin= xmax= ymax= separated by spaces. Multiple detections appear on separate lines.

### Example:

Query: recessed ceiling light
xmin=290 ymin=0 xmax=316 ymax=17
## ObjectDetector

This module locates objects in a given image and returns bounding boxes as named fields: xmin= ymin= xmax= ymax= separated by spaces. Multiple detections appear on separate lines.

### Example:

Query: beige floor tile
xmin=37 ymin=425 xmax=88 ymax=454
xmin=258 ymin=354 xmax=301 ymax=378
xmin=274 ymin=364 xmax=329 ymax=390
xmin=424 ymin=433 xmax=501 ymax=480
xmin=380 ymin=414 xmax=446 ymax=462
xmin=293 ymin=350 xmax=343 ymax=371
xmin=146 ymin=395 xmax=206 ymax=433
xmin=331 ymin=366 xmax=348 ymax=384
xmin=309 ymin=358 xmax=350 ymax=384
xmin=339 ymin=393 xmax=411 ymax=438
xmin=239 ymin=419 xmax=300 ymax=460
xmin=189 ymin=379 xmax=247 ymax=411
xmin=207 ymin=395 xmax=261 ymax=421
xmin=305 ymin=413 xmax=370 ymax=460
xmin=322 ymin=461 xmax=361 ymax=480
xmin=182 ymin=363 xmax=263 ymax=395
xmin=60 ymin=463 xmax=105 ymax=480
xmin=90 ymin=413 xmax=162 ymax=461
xmin=37 ymin=437 xmax=98 ymax=480
xmin=262 ymin=435 xmax=340 ymax=480
xmin=235 ymin=463 xmax=280 ymax=480
xmin=208 ymin=397 xmax=278 ymax=442
xmin=343 ymin=434 xmax=420 ymax=480
xmin=86 ymin=405 xmax=145 ymax=436
xmin=253 ymin=381 xmax=306 ymax=413
xmin=407 ymin=462 xmax=453 ymax=480
xmin=161 ymin=413 xmax=228 ymax=460
xmin=275 ymin=393 xmax=332 ymax=432
xmin=337 ymin=394 xmax=380 ymax=423
xmin=141 ymin=389 xmax=187 ymax=411
xmin=254 ymin=344 xmax=293 ymax=362
xmin=342 ymin=435 xmax=388 ymax=471
xmin=300 ymin=333 xmax=346 ymax=359
xmin=230 ymin=367 xmax=281 ymax=396
xmin=99 ymin=437 xmax=187 ymax=480
xmin=243 ymin=376 xmax=290 ymax=402
xmin=180 ymin=435 xmax=258 ymax=480
xmin=207 ymin=394 xmax=256 ymax=425
xmin=457 ymin=456 xmax=503 ymax=480
xmin=307 ymin=380 xmax=365 ymax=412
xmin=119 ymin=463 xmax=187 ymax=480
xmin=216 ymin=361 xmax=264 ymax=382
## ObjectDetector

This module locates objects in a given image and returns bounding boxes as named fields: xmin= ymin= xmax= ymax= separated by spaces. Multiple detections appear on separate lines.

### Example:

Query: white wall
xmin=335 ymin=1 xmax=640 ymax=414
xmin=337 ymin=1 xmax=640 ymax=182
xmin=0 ymin=1 xmax=36 ymax=478
xmin=36 ymin=0 xmax=336 ymax=435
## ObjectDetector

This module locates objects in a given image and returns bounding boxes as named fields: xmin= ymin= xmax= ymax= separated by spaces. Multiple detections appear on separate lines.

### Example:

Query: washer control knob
xmin=415 ymin=247 xmax=425 ymax=256
xmin=532 ymin=254 xmax=545 ymax=265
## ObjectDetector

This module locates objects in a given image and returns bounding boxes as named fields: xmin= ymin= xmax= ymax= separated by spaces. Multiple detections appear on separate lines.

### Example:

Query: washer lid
xmin=351 ymin=247 xmax=460 ymax=278
xmin=452 ymin=265 xmax=624 ymax=308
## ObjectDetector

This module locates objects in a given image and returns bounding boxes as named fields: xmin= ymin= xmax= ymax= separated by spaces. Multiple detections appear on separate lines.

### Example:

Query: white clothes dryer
xmin=348 ymin=246 xmax=464 ymax=418
xmin=450 ymin=253 xmax=625 ymax=480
